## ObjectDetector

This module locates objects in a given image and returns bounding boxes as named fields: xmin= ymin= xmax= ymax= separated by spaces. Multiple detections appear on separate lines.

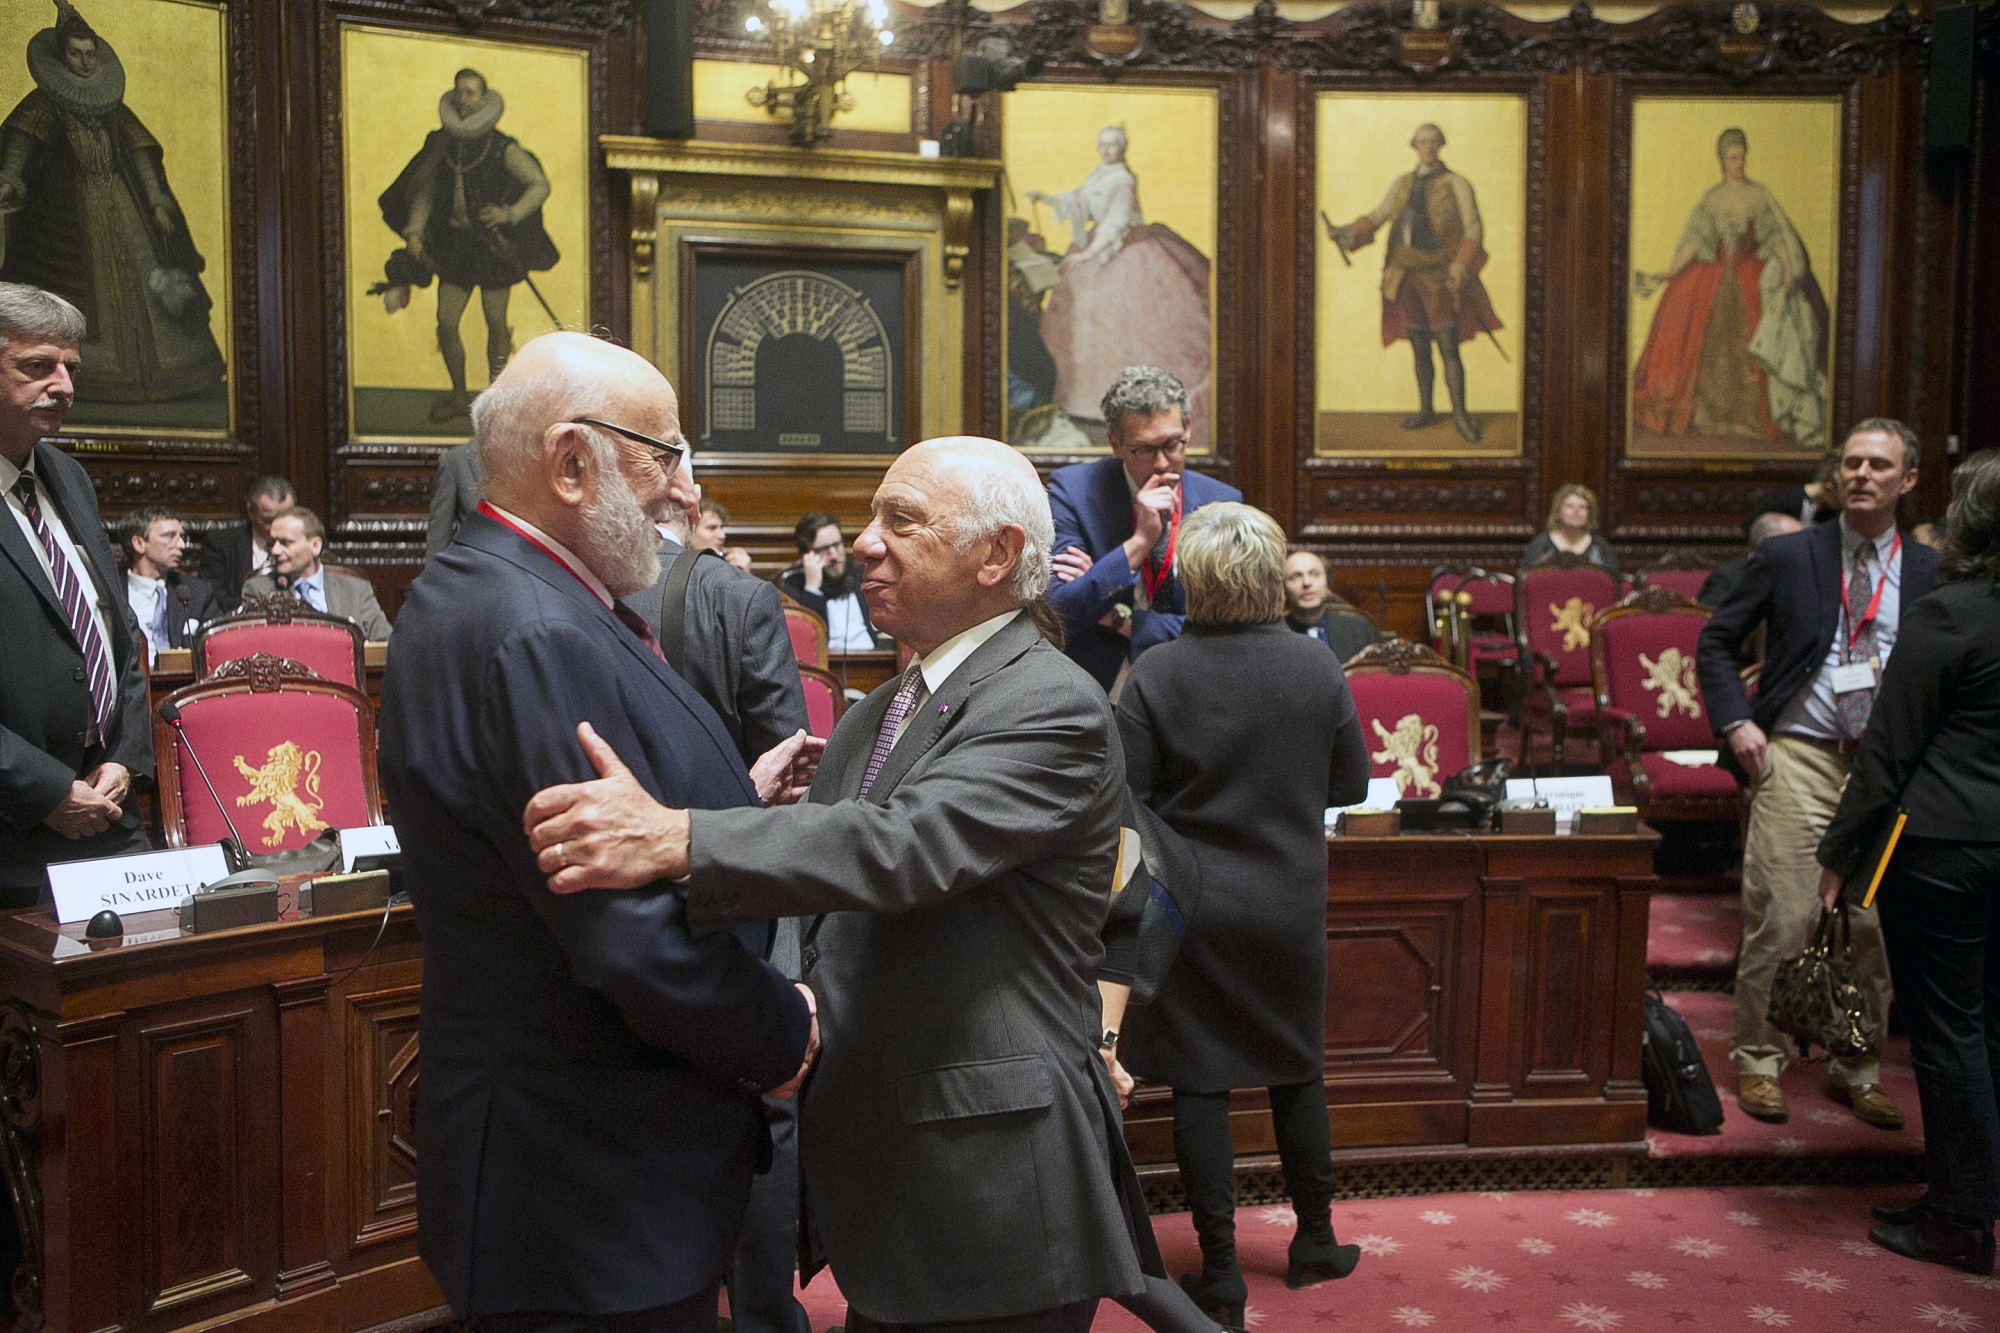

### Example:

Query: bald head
xmin=1747 ymin=511 xmax=1803 ymax=550
xmin=855 ymin=436 xmax=1053 ymax=655
xmin=472 ymin=331 xmax=683 ymax=594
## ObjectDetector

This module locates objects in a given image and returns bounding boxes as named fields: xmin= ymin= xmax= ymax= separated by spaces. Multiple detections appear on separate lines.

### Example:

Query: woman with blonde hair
xmin=1115 ymin=502 xmax=1371 ymax=1327
xmin=1522 ymin=482 xmax=1620 ymax=572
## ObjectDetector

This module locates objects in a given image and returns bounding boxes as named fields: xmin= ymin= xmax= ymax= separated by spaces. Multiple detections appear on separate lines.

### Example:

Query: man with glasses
xmin=1046 ymin=364 xmax=1241 ymax=693
xmin=120 ymin=505 xmax=226 ymax=665
xmin=781 ymin=510 xmax=881 ymax=652
xmin=377 ymin=331 xmax=818 ymax=1332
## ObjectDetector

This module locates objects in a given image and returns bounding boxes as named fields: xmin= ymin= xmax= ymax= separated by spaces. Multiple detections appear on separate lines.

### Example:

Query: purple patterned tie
xmin=1834 ymin=542 xmax=1879 ymax=740
xmin=857 ymin=662 xmax=925 ymax=798
xmin=13 ymin=472 xmax=114 ymax=742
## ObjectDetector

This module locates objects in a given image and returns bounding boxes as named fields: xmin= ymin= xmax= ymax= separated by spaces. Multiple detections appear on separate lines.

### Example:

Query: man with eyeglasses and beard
xmin=377 ymin=331 xmax=819 ymax=1333
xmin=781 ymin=511 xmax=882 ymax=651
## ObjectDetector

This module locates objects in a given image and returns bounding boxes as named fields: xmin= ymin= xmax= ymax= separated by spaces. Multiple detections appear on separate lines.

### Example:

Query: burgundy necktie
xmin=1834 ymin=543 xmax=1878 ymax=740
xmin=612 ymin=602 xmax=667 ymax=662
xmin=858 ymin=663 xmax=925 ymax=799
xmin=14 ymin=472 xmax=114 ymax=742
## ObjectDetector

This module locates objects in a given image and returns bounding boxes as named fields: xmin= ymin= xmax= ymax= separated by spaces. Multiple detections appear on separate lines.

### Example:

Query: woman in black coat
xmin=1816 ymin=448 xmax=2000 ymax=1276
xmin=1116 ymin=503 xmax=1371 ymax=1327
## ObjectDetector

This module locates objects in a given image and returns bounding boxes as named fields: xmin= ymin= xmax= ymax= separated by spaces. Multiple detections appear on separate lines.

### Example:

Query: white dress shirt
xmin=126 ymin=571 xmax=167 ymax=664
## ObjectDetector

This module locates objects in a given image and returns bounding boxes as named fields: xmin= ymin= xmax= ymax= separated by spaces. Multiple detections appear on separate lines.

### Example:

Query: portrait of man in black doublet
xmin=378 ymin=67 xmax=558 ymax=424
xmin=0 ymin=1 xmax=227 ymax=427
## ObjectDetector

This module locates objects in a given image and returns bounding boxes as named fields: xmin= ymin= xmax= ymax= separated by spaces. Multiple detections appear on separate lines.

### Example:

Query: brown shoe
xmin=1827 ymin=1078 xmax=1905 ymax=1129
xmin=1736 ymin=1074 xmax=1788 ymax=1121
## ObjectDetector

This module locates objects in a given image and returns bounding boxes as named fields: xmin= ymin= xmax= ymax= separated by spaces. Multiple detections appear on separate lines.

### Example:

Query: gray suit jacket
xmin=426 ymin=441 xmax=480 ymax=560
xmin=623 ymin=536 xmax=808 ymax=767
xmin=243 ymin=568 xmax=393 ymax=642
xmin=685 ymin=611 xmax=1146 ymax=1323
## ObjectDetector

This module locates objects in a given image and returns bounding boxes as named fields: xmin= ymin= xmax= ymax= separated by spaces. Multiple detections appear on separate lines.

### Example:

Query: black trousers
xmin=474 ymin=1282 xmax=720 ymax=1333
xmin=1172 ymin=1079 xmax=1336 ymax=1264
xmin=725 ymin=1094 xmax=810 ymax=1333
xmin=845 ymin=1298 xmax=1098 ymax=1332
xmin=1877 ymin=835 xmax=2000 ymax=1219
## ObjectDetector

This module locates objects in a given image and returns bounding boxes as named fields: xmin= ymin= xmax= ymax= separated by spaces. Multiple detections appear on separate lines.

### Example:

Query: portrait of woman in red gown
xmin=1630 ymin=127 xmax=1829 ymax=454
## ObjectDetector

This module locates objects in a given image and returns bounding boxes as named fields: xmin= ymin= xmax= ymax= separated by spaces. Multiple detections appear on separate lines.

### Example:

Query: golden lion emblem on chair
xmin=1639 ymin=646 xmax=1703 ymax=720
xmin=1369 ymin=713 xmax=1442 ymax=799
xmin=1548 ymin=596 xmax=1596 ymax=653
xmin=232 ymin=741 xmax=329 ymax=847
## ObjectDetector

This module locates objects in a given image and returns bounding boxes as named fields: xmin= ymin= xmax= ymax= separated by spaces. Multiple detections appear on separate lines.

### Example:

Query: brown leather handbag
xmin=1767 ymin=902 xmax=1878 ymax=1061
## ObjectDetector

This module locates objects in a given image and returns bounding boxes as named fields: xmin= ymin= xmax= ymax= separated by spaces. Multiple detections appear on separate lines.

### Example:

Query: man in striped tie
xmin=0 ymin=283 xmax=153 ymax=906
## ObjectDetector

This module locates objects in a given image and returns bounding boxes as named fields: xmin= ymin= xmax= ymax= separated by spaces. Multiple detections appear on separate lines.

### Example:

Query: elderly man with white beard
xmin=376 ymin=331 xmax=818 ymax=1332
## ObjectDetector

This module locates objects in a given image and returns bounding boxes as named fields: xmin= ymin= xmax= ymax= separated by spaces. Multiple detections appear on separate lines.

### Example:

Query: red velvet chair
xmin=193 ymin=593 xmax=366 ymax=689
xmin=778 ymin=595 xmax=829 ymax=670
xmin=1591 ymin=587 xmax=1737 ymax=821
xmin=1425 ymin=564 xmax=1521 ymax=712
xmin=1516 ymin=555 xmax=1620 ymax=769
xmin=1343 ymin=640 xmax=1482 ymax=799
xmin=154 ymin=653 xmax=384 ymax=853
xmin=1635 ymin=562 xmax=1713 ymax=603
xmin=798 ymin=663 xmax=847 ymax=739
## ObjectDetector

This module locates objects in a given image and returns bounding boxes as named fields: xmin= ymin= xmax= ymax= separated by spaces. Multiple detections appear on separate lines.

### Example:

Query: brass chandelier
xmin=744 ymin=0 xmax=896 ymax=148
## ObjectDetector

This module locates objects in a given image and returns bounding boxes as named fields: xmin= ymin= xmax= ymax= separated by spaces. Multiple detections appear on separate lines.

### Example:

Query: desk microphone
xmin=157 ymin=699 xmax=250 ymax=872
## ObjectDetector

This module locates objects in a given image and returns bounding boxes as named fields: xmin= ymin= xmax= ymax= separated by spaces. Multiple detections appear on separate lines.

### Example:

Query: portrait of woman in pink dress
xmin=1026 ymin=125 xmax=1212 ymax=446
xmin=1631 ymin=127 xmax=1829 ymax=453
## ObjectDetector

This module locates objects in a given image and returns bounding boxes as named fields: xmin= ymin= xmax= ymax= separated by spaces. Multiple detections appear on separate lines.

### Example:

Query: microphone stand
xmin=157 ymin=700 xmax=250 ymax=872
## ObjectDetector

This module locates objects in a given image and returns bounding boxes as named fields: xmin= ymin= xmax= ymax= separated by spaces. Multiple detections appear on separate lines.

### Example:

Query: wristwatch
xmin=1097 ymin=1028 xmax=1119 ymax=1051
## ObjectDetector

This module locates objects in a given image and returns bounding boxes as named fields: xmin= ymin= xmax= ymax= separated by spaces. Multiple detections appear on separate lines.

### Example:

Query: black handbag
xmin=1767 ymin=902 xmax=1879 ymax=1061
xmin=1640 ymin=991 xmax=1724 ymax=1134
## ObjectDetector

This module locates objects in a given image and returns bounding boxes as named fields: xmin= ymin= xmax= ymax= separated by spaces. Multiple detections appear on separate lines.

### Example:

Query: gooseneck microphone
xmin=157 ymin=699 xmax=250 ymax=871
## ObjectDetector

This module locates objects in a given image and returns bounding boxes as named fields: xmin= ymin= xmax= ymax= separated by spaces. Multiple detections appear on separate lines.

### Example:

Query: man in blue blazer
xmin=1046 ymin=365 xmax=1241 ymax=692
xmin=377 ymin=333 xmax=815 ymax=1332
xmin=1697 ymin=418 xmax=1937 ymax=1130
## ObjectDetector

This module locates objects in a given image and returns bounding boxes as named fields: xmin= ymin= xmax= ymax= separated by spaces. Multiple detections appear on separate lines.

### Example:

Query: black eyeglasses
xmin=809 ymin=539 xmax=846 ymax=557
xmin=570 ymin=417 xmax=685 ymax=477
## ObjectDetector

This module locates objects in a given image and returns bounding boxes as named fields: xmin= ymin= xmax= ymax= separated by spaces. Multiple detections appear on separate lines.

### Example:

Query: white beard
xmin=578 ymin=461 xmax=664 ymax=597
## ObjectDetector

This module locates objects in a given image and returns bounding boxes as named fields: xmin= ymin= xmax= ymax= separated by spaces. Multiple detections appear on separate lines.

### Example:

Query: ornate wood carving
xmin=1321 ymin=481 xmax=1515 ymax=516
xmin=1345 ymin=636 xmax=1454 ymax=675
xmin=348 ymin=0 xmax=634 ymax=28
xmin=206 ymin=649 xmax=321 ymax=689
xmin=1608 ymin=583 xmax=1702 ymax=617
xmin=0 ymin=1004 xmax=43 ymax=1322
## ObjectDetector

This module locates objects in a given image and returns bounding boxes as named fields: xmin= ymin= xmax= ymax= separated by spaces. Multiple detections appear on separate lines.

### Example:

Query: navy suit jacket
xmin=377 ymin=512 xmax=812 ymax=1317
xmin=1046 ymin=456 xmax=1241 ymax=690
xmin=1697 ymin=518 xmax=1939 ymax=756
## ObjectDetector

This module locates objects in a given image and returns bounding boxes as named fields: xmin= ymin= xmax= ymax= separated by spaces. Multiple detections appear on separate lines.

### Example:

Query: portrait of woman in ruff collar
xmin=0 ymin=0 xmax=228 ymax=429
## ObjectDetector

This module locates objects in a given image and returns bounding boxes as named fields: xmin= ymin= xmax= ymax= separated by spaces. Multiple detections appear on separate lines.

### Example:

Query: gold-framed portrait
xmin=1623 ymin=96 xmax=1842 ymax=460
xmin=338 ymin=22 xmax=591 ymax=442
xmin=998 ymin=82 xmax=1218 ymax=454
xmin=1313 ymin=91 xmax=1527 ymax=459
xmin=0 ymin=0 xmax=233 ymax=436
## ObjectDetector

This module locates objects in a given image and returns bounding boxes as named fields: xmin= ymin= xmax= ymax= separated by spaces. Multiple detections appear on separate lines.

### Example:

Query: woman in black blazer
xmin=1817 ymin=448 xmax=2000 ymax=1276
xmin=1116 ymin=502 xmax=1371 ymax=1327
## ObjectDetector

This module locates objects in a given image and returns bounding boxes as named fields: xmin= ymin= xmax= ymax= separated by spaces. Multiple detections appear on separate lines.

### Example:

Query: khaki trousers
xmin=1731 ymin=734 xmax=1894 ymax=1085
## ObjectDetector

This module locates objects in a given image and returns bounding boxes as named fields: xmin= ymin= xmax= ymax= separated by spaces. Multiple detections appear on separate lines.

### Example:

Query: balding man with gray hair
xmin=377 ymin=331 xmax=817 ymax=1332
xmin=523 ymin=435 xmax=1189 ymax=1331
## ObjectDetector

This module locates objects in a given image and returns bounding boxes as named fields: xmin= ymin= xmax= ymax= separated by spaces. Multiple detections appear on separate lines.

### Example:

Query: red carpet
xmin=1646 ymin=991 xmax=1925 ymax=1163
xmin=1646 ymin=892 xmax=1741 ymax=978
xmin=778 ymin=1186 xmax=1999 ymax=1330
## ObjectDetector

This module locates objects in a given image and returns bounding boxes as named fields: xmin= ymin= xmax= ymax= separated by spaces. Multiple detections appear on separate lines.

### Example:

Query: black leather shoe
xmin=1286 ymin=1233 xmax=1362 ymax=1288
xmin=1869 ymin=1213 xmax=1996 ymax=1275
xmin=1178 ymin=1272 xmax=1246 ymax=1331
xmin=1871 ymin=1192 xmax=1929 ymax=1226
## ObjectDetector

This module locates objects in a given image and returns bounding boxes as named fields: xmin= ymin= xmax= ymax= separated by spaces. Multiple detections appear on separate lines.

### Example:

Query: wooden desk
xmin=825 ymin=648 xmax=899 ymax=697
xmin=1121 ymin=828 xmax=1659 ymax=1165
xmin=0 ymin=903 xmax=442 ymax=1333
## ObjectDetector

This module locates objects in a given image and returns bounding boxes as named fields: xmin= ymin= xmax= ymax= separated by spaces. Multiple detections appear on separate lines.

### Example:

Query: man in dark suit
xmin=197 ymin=473 xmax=293 ymax=608
xmin=241 ymin=506 xmax=394 ymax=641
xmin=377 ymin=332 xmax=816 ymax=1331
xmin=1283 ymin=549 xmax=1376 ymax=662
xmin=1047 ymin=365 xmax=1242 ymax=692
xmin=0 ymin=283 xmax=152 ymax=905
xmin=425 ymin=439 xmax=480 ymax=559
xmin=524 ymin=437 xmax=1152 ymax=1331
xmin=1698 ymin=418 xmax=1937 ymax=1129
xmin=623 ymin=448 xmax=813 ymax=1333
xmin=119 ymin=506 xmax=227 ymax=664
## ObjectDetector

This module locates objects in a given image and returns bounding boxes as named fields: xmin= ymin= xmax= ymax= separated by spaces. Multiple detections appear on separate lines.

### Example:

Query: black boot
xmin=1437 ymin=330 xmax=1481 ymax=443
xmin=1401 ymin=332 xmax=1438 ymax=429
xmin=1871 ymin=1192 xmax=1929 ymax=1226
xmin=1172 ymin=1090 xmax=1245 ymax=1330
xmin=1270 ymin=1080 xmax=1361 ymax=1288
xmin=1869 ymin=1211 xmax=1995 ymax=1275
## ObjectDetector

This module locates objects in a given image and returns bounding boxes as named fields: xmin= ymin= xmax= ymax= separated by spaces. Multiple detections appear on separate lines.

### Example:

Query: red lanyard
xmin=1137 ymin=489 xmax=1183 ymax=600
xmin=1840 ymin=531 xmax=1898 ymax=653
xmin=477 ymin=501 xmax=608 ymax=608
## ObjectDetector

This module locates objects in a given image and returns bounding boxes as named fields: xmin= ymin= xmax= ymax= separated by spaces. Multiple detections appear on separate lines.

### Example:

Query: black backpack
xmin=1640 ymin=990 xmax=1724 ymax=1134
